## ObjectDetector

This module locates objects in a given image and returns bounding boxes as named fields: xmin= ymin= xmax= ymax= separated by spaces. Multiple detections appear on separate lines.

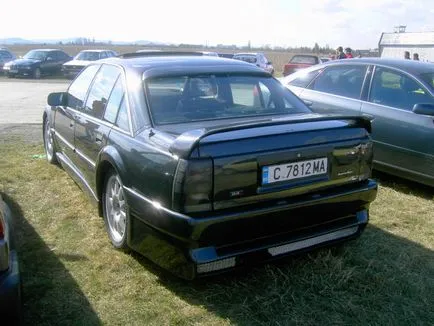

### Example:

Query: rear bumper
xmin=126 ymin=179 xmax=377 ymax=279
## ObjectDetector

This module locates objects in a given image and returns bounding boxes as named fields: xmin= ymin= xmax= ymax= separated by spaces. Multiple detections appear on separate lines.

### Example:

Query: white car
xmin=62 ymin=49 xmax=117 ymax=78
xmin=233 ymin=52 xmax=274 ymax=75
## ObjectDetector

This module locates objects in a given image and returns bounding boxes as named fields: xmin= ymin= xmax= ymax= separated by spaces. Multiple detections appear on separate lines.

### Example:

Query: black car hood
xmin=12 ymin=58 xmax=40 ymax=65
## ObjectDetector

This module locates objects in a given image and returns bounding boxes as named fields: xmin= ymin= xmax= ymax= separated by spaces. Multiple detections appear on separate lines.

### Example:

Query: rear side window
xmin=309 ymin=65 xmax=367 ymax=99
xmin=67 ymin=65 xmax=100 ymax=110
xmin=104 ymin=77 xmax=125 ymax=124
xmin=286 ymin=69 xmax=321 ymax=88
xmin=369 ymin=67 xmax=433 ymax=110
xmin=84 ymin=64 xmax=121 ymax=118
xmin=145 ymin=74 xmax=310 ymax=125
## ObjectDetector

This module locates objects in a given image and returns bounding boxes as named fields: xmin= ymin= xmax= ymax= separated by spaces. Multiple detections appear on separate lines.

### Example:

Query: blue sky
xmin=1 ymin=0 xmax=433 ymax=49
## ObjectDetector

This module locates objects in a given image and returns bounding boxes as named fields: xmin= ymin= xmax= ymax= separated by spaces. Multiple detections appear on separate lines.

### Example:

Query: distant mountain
xmin=0 ymin=38 xmax=36 ymax=45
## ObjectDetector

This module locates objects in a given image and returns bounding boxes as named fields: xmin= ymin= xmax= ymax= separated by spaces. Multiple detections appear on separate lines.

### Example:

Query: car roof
xmin=28 ymin=49 xmax=61 ymax=52
xmin=322 ymin=58 xmax=434 ymax=74
xmin=79 ymin=49 xmax=111 ymax=53
xmin=100 ymin=55 xmax=269 ymax=78
xmin=234 ymin=53 xmax=262 ymax=56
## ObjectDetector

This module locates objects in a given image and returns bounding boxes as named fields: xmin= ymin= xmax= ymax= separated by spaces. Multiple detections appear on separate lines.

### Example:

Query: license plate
xmin=262 ymin=157 xmax=328 ymax=184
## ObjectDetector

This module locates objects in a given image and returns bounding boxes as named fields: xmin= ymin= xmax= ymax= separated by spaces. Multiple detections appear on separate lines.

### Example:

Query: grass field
xmin=0 ymin=125 xmax=433 ymax=325
xmin=5 ymin=44 xmax=299 ymax=76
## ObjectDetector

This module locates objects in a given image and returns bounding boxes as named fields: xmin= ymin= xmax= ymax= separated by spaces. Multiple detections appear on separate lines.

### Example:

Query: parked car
xmin=283 ymin=54 xmax=326 ymax=77
xmin=218 ymin=53 xmax=234 ymax=59
xmin=62 ymin=50 xmax=117 ymax=78
xmin=3 ymin=49 xmax=71 ymax=79
xmin=281 ymin=58 xmax=434 ymax=186
xmin=43 ymin=52 xmax=377 ymax=279
xmin=0 ymin=48 xmax=16 ymax=74
xmin=0 ymin=194 xmax=21 ymax=322
xmin=233 ymin=52 xmax=274 ymax=74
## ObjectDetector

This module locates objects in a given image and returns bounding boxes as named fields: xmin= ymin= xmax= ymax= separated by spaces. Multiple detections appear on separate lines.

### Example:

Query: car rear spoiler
xmin=169 ymin=115 xmax=372 ymax=159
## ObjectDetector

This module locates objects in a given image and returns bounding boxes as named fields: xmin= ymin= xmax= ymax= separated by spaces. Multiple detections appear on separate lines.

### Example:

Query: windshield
xmin=23 ymin=50 xmax=47 ymax=60
xmin=75 ymin=51 xmax=101 ymax=61
xmin=419 ymin=72 xmax=434 ymax=93
xmin=145 ymin=74 xmax=311 ymax=125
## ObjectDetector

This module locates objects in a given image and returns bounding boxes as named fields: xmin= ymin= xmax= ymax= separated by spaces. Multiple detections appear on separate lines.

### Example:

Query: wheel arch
xmin=95 ymin=146 xmax=129 ymax=216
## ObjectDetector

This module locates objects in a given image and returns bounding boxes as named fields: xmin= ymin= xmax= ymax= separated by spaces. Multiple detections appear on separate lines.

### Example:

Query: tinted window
xmin=370 ymin=67 xmax=433 ymax=110
xmin=310 ymin=65 xmax=367 ymax=99
xmin=104 ymin=77 xmax=125 ymax=123
xmin=23 ymin=50 xmax=47 ymax=60
xmin=0 ymin=51 xmax=12 ymax=59
xmin=233 ymin=55 xmax=257 ymax=64
xmin=116 ymin=98 xmax=130 ymax=131
xmin=84 ymin=64 xmax=121 ymax=118
xmin=419 ymin=72 xmax=434 ymax=93
xmin=67 ymin=65 xmax=100 ymax=110
xmin=287 ymin=69 xmax=321 ymax=88
xmin=146 ymin=75 xmax=310 ymax=125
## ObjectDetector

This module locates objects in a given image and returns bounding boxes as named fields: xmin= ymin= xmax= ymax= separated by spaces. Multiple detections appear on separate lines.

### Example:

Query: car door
xmin=54 ymin=64 xmax=100 ymax=165
xmin=296 ymin=64 xmax=368 ymax=115
xmin=42 ymin=51 xmax=59 ymax=74
xmin=361 ymin=65 xmax=434 ymax=178
xmin=73 ymin=64 xmax=123 ymax=190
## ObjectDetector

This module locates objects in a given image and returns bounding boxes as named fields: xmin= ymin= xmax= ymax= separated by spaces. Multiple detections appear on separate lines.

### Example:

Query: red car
xmin=283 ymin=55 xmax=325 ymax=76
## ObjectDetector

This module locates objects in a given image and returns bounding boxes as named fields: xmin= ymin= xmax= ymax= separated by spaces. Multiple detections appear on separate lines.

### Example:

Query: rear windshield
xmin=290 ymin=55 xmax=318 ymax=64
xmin=145 ymin=75 xmax=311 ymax=125
xmin=419 ymin=72 xmax=434 ymax=92
xmin=233 ymin=55 xmax=257 ymax=64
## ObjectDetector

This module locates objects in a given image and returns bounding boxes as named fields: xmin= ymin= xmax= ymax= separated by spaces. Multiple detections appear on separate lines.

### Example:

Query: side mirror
xmin=47 ymin=92 xmax=67 ymax=106
xmin=412 ymin=103 xmax=434 ymax=116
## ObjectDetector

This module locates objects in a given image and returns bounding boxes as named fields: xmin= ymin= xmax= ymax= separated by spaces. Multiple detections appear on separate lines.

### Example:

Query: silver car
xmin=233 ymin=52 xmax=274 ymax=75
xmin=281 ymin=58 xmax=434 ymax=186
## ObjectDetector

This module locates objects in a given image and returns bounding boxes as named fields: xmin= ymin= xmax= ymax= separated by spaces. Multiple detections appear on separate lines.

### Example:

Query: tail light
xmin=172 ymin=158 xmax=213 ymax=213
xmin=358 ymin=142 xmax=374 ymax=181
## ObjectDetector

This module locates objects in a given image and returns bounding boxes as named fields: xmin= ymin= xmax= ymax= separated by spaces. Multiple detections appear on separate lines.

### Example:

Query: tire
xmin=33 ymin=67 xmax=41 ymax=79
xmin=43 ymin=118 xmax=58 ymax=164
xmin=102 ymin=171 xmax=129 ymax=250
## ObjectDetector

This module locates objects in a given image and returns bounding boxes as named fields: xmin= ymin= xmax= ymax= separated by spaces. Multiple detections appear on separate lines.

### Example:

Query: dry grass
xmin=0 ymin=125 xmax=433 ymax=325
xmin=5 ymin=44 xmax=297 ymax=77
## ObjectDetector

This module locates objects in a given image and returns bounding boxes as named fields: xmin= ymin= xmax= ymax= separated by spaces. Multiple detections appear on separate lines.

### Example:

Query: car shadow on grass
xmin=373 ymin=170 xmax=434 ymax=200
xmin=1 ymin=193 xmax=101 ymax=326
xmin=140 ymin=226 xmax=434 ymax=325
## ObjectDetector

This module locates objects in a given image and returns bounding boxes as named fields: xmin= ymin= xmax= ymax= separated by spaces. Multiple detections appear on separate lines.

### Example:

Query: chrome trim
xmin=268 ymin=226 xmax=359 ymax=256
xmin=123 ymin=186 xmax=190 ymax=220
xmin=54 ymin=129 xmax=74 ymax=151
xmin=56 ymin=153 xmax=98 ymax=202
xmin=75 ymin=148 xmax=96 ymax=169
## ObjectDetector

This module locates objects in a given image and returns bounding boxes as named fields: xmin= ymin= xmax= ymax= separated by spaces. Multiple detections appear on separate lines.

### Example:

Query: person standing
xmin=404 ymin=51 xmax=411 ymax=59
xmin=345 ymin=48 xmax=354 ymax=58
xmin=336 ymin=46 xmax=346 ymax=59
xmin=413 ymin=53 xmax=419 ymax=60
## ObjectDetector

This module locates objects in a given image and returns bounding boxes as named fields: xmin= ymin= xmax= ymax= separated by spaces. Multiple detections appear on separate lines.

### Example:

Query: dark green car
xmin=43 ymin=53 xmax=377 ymax=279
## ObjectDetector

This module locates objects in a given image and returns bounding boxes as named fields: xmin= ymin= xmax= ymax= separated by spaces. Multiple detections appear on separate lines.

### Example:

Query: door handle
xmin=95 ymin=134 xmax=103 ymax=144
xmin=69 ymin=120 xmax=74 ymax=128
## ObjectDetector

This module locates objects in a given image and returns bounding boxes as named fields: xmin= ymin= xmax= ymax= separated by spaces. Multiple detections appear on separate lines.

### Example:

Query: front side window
xmin=309 ymin=65 xmax=367 ymax=99
xmin=84 ymin=64 xmax=121 ymax=118
xmin=370 ymin=67 xmax=433 ymax=110
xmin=145 ymin=74 xmax=310 ymax=125
xmin=67 ymin=65 xmax=100 ymax=110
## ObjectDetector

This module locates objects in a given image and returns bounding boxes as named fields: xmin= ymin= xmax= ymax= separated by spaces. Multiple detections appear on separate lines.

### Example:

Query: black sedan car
xmin=0 ymin=195 xmax=21 ymax=321
xmin=4 ymin=49 xmax=71 ymax=79
xmin=43 ymin=52 xmax=377 ymax=279
xmin=282 ymin=58 xmax=434 ymax=187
